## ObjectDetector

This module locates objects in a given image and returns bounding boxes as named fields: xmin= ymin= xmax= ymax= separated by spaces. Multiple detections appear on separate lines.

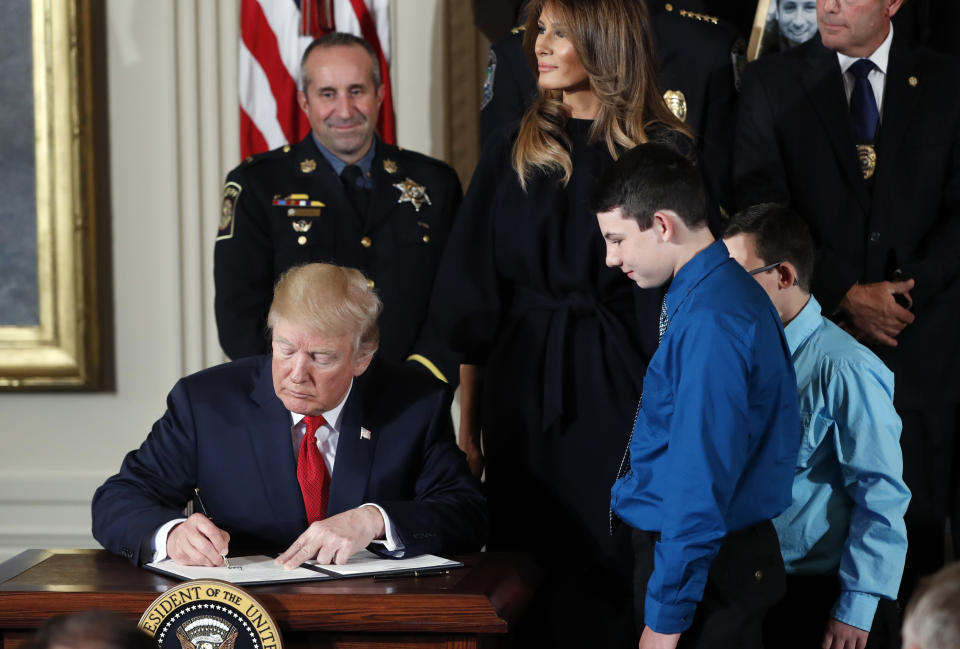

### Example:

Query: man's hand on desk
xmin=276 ymin=506 xmax=386 ymax=569
xmin=839 ymin=280 xmax=915 ymax=347
xmin=167 ymin=513 xmax=230 ymax=566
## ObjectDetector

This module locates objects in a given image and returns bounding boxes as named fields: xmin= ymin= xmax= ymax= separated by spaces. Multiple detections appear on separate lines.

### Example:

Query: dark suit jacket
xmin=735 ymin=33 xmax=960 ymax=405
xmin=214 ymin=135 xmax=462 ymax=383
xmin=91 ymin=357 xmax=487 ymax=565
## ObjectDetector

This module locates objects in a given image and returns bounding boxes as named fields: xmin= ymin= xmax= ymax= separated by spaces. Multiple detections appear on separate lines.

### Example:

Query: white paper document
xmin=305 ymin=549 xmax=461 ymax=577
xmin=145 ymin=554 xmax=331 ymax=585
xmin=145 ymin=550 xmax=461 ymax=585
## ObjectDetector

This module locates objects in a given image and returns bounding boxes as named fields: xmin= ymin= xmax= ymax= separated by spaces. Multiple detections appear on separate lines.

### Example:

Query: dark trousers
xmin=898 ymin=406 xmax=957 ymax=603
xmin=763 ymin=574 xmax=900 ymax=649
xmin=632 ymin=521 xmax=785 ymax=649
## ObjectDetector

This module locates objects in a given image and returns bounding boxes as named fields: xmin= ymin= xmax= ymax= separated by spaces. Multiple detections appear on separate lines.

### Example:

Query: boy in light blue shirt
xmin=725 ymin=203 xmax=910 ymax=649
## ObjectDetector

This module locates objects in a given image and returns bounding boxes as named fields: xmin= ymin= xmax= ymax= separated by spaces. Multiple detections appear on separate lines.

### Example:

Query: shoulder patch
xmin=481 ymin=48 xmax=497 ymax=111
xmin=218 ymin=181 xmax=241 ymax=241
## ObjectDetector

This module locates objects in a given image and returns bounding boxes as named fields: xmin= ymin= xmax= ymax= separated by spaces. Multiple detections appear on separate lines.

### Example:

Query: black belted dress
xmin=432 ymin=118 xmax=672 ymax=646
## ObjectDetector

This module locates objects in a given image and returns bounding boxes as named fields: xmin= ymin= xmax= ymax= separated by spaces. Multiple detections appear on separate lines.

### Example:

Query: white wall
xmin=0 ymin=0 xmax=447 ymax=563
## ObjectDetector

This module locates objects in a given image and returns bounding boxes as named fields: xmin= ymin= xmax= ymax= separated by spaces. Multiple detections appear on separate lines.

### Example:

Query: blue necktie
xmin=849 ymin=59 xmax=879 ymax=143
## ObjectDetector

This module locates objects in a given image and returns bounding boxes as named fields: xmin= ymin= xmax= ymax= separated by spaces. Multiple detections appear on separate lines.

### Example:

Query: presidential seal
xmin=139 ymin=580 xmax=282 ymax=649
xmin=857 ymin=144 xmax=877 ymax=180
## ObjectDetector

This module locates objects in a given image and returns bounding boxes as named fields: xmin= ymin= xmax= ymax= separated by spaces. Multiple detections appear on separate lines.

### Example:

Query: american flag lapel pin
xmin=360 ymin=427 xmax=372 ymax=440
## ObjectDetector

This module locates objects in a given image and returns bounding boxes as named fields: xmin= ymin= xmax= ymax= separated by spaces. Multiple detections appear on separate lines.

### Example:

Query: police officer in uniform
xmin=215 ymin=33 xmax=462 ymax=383
xmin=480 ymin=2 xmax=743 ymax=209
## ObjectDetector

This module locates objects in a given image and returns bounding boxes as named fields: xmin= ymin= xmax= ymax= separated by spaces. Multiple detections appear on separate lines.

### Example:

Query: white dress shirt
xmin=836 ymin=23 xmax=894 ymax=118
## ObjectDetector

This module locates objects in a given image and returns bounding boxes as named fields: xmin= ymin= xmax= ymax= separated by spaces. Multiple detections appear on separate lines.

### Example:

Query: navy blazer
xmin=92 ymin=357 xmax=487 ymax=565
xmin=735 ymin=33 xmax=960 ymax=406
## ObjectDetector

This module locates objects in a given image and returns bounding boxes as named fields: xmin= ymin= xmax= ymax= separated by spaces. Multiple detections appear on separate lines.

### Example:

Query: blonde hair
xmin=267 ymin=263 xmax=381 ymax=361
xmin=512 ymin=0 xmax=690 ymax=189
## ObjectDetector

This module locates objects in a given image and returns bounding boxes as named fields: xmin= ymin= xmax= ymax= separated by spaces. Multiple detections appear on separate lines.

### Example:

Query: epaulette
xmin=662 ymin=4 xmax=720 ymax=25
xmin=241 ymin=143 xmax=294 ymax=167
xmin=510 ymin=25 xmax=526 ymax=34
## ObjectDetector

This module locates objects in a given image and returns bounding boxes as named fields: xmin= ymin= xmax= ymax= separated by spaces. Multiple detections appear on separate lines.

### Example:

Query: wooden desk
xmin=0 ymin=550 xmax=536 ymax=649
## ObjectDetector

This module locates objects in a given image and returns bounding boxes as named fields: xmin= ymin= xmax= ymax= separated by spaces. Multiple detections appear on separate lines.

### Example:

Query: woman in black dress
xmin=433 ymin=0 xmax=693 ymax=645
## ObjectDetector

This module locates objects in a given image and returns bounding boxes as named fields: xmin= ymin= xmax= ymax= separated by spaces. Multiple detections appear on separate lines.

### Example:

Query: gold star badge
xmin=393 ymin=178 xmax=432 ymax=212
xmin=300 ymin=158 xmax=317 ymax=173
xmin=383 ymin=159 xmax=398 ymax=174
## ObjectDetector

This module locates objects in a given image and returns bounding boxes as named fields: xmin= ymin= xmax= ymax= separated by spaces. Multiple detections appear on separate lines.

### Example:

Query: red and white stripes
xmin=239 ymin=0 xmax=394 ymax=160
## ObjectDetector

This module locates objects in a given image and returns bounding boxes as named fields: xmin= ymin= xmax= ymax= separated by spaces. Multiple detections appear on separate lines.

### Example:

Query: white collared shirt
xmin=836 ymin=23 xmax=894 ymax=119
xmin=289 ymin=380 xmax=352 ymax=473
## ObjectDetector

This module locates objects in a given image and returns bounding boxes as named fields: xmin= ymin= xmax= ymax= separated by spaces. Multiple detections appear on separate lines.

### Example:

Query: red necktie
xmin=297 ymin=414 xmax=330 ymax=523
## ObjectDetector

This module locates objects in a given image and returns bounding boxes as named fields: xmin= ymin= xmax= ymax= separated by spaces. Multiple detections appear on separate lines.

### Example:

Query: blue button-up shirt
xmin=311 ymin=132 xmax=376 ymax=189
xmin=611 ymin=240 xmax=800 ymax=633
xmin=775 ymin=295 xmax=910 ymax=631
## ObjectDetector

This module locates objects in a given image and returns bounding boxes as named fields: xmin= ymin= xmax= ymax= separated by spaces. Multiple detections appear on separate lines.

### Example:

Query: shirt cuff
xmin=360 ymin=503 xmax=405 ymax=556
xmin=152 ymin=518 xmax=187 ymax=562
xmin=831 ymin=591 xmax=880 ymax=632
xmin=644 ymin=593 xmax=697 ymax=634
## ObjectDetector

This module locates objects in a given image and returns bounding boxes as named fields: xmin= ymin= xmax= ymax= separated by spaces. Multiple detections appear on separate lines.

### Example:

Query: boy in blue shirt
xmin=724 ymin=203 xmax=910 ymax=649
xmin=593 ymin=143 xmax=800 ymax=649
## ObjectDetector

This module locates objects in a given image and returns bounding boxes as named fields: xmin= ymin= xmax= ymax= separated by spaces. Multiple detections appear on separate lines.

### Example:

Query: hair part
xmin=300 ymin=32 xmax=381 ymax=91
xmin=590 ymin=142 xmax=708 ymax=230
xmin=268 ymin=263 xmax=381 ymax=362
xmin=512 ymin=0 xmax=689 ymax=190
xmin=723 ymin=203 xmax=815 ymax=292
xmin=902 ymin=561 xmax=960 ymax=649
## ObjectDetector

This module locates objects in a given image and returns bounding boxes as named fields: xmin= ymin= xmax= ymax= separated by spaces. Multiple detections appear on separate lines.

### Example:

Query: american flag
xmin=239 ymin=0 xmax=395 ymax=159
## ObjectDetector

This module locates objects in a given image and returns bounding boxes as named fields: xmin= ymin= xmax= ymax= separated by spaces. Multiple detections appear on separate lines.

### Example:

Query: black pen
xmin=194 ymin=488 xmax=231 ymax=568
xmin=373 ymin=568 xmax=450 ymax=581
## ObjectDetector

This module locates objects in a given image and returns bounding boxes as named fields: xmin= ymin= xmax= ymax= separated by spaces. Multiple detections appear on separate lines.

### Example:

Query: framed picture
xmin=0 ymin=0 xmax=105 ymax=389
xmin=747 ymin=0 xmax=818 ymax=61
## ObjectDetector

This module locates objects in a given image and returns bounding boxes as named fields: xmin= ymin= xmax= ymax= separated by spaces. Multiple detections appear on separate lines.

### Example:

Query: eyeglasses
xmin=747 ymin=261 xmax=783 ymax=275
xmin=747 ymin=261 xmax=800 ymax=286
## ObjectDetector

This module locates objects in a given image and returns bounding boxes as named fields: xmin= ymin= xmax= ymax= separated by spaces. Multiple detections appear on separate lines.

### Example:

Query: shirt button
xmin=422 ymin=234 xmax=430 ymax=244
xmin=754 ymin=570 xmax=763 ymax=581
xmin=869 ymin=231 xmax=880 ymax=242
xmin=367 ymin=279 xmax=375 ymax=289
xmin=361 ymin=236 xmax=373 ymax=248
xmin=297 ymin=235 xmax=307 ymax=246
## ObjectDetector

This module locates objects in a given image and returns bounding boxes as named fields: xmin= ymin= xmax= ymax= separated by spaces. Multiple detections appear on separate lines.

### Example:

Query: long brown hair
xmin=512 ymin=0 xmax=689 ymax=189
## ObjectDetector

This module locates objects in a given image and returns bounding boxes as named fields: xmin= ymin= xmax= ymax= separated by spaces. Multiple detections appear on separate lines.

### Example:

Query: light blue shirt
xmin=775 ymin=295 xmax=910 ymax=631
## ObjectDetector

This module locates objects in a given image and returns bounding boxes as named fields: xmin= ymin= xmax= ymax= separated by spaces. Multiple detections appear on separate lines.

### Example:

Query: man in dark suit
xmin=215 ymin=32 xmax=461 ymax=385
xmin=735 ymin=0 xmax=960 ymax=610
xmin=93 ymin=263 xmax=486 ymax=567
xmin=480 ymin=2 xmax=744 ymax=209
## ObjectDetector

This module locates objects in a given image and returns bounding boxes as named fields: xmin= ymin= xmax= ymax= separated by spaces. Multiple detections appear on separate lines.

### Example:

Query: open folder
xmin=145 ymin=549 xmax=462 ymax=586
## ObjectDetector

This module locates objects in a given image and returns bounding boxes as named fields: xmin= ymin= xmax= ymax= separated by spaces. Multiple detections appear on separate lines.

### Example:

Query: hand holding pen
xmin=164 ymin=488 xmax=232 ymax=567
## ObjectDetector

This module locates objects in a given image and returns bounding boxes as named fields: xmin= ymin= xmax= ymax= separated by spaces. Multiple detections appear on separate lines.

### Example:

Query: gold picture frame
xmin=0 ymin=0 xmax=103 ymax=389
xmin=747 ymin=0 xmax=774 ymax=61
